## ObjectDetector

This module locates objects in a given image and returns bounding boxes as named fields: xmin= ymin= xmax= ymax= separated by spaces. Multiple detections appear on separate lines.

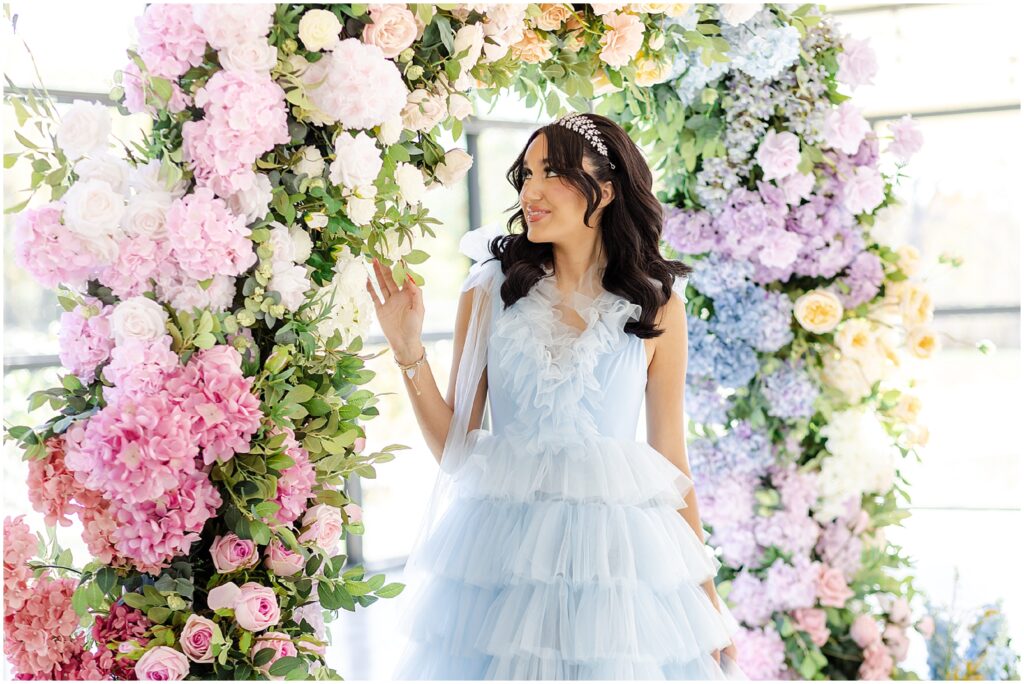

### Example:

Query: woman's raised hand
xmin=366 ymin=256 xmax=425 ymax=363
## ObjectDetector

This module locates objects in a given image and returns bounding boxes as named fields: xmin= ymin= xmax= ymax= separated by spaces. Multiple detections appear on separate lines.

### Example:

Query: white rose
xmin=305 ymin=213 xmax=329 ymax=230
xmin=394 ymin=163 xmax=427 ymax=207
xmin=329 ymin=132 xmax=383 ymax=190
xmin=447 ymin=92 xmax=473 ymax=121
xmin=112 ymin=296 xmax=169 ymax=344
xmin=380 ymin=226 xmax=413 ymax=262
xmin=63 ymin=179 xmax=126 ymax=239
xmin=401 ymin=89 xmax=446 ymax=133
xmin=128 ymin=159 xmax=187 ymax=198
xmin=298 ymin=8 xmax=341 ymax=52
xmin=896 ymin=245 xmax=921 ymax=277
xmin=219 ymin=40 xmax=278 ymax=74
xmin=289 ymin=227 xmax=314 ymax=264
xmin=269 ymin=263 xmax=311 ymax=312
xmin=835 ymin=319 xmax=876 ymax=361
xmin=347 ymin=196 xmax=377 ymax=226
xmin=57 ymin=99 xmax=111 ymax=161
xmin=74 ymin=152 xmax=131 ymax=194
xmin=122 ymin=191 xmax=173 ymax=239
xmin=435 ymin=148 xmax=473 ymax=188
xmin=906 ymin=326 xmax=939 ymax=359
xmin=453 ymin=23 xmax=485 ymax=75
xmin=267 ymin=222 xmax=297 ymax=265
xmin=228 ymin=173 xmax=273 ymax=224
xmin=719 ymin=3 xmax=762 ymax=25
xmin=293 ymin=146 xmax=325 ymax=179
xmin=377 ymin=115 xmax=404 ymax=146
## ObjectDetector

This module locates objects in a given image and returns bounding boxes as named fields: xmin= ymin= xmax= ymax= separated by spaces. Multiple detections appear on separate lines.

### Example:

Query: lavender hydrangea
xmin=688 ymin=420 xmax=773 ymax=487
xmin=685 ymin=376 xmax=730 ymax=425
xmin=839 ymin=251 xmax=885 ymax=308
xmin=711 ymin=283 xmax=794 ymax=354
xmin=764 ymin=556 xmax=819 ymax=612
xmin=663 ymin=206 xmax=715 ymax=256
xmin=761 ymin=358 xmax=819 ymax=420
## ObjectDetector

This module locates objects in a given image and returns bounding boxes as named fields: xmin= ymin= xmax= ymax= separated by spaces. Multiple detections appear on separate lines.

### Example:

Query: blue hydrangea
xmin=761 ymin=359 xmax=819 ymax=420
xmin=670 ymin=49 xmax=730 ymax=107
xmin=685 ymin=314 xmax=716 ymax=379
xmin=723 ymin=10 xmax=802 ymax=82
xmin=711 ymin=336 xmax=760 ymax=388
xmin=687 ymin=421 xmax=774 ymax=486
xmin=755 ymin=289 xmax=795 ymax=353
xmin=690 ymin=253 xmax=755 ymax=300
xmin=685 ymin=376 xmax=730 ymax=425
xmin=979 ymin=645 xmax=1019 ymax=680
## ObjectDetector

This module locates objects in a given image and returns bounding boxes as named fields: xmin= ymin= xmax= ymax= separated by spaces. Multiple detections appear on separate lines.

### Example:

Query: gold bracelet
xmin=395 ymin=346 xmax=426 ymax=396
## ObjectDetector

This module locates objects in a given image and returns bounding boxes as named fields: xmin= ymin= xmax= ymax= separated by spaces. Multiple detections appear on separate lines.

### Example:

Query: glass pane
xmin=476 ymin=126 xmax=534 ymax=228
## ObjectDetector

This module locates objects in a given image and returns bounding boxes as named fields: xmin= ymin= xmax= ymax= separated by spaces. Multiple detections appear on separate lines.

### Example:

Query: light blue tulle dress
xmin=392 ymin=259 xmax=746 ymax=680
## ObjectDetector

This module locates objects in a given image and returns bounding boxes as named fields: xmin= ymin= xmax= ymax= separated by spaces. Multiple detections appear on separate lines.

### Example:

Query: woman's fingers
xmin=373 ymin=257 xmax=399 ymax=298
xmin=365 ymin=276 xmax=382 ymax=309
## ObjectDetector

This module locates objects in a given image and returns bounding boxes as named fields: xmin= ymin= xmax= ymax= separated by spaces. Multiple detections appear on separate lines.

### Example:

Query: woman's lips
xmin=526 ymin=209 xmax=550 ymax=222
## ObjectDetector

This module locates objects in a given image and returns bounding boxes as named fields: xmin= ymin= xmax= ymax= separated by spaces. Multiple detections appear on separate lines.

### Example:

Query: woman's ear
xmin=600 ymin=180 xmax=615 ymax=209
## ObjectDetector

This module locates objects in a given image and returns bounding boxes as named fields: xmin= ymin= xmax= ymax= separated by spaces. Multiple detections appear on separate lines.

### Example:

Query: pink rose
xmin=179 ymin=614 xmax=218 ymax=663
xmin=842 ymin=166 xmax=885 ymax=215
xmin=210 ymin=533 xmax=259 ymax=574
xmin=791 ymin=608 xmax=830 ymax=647
xmin=858 ymin=639 xmax=895 ymax=680
xmin=264 ymin=538 xmax=305 ymax=577
xmin=824 ymin=101 xmax=870 ymax=155
xmin=850 ymin=614 xmax=880 ymax=648
xmin=756 ymin=130 xmax=801 ymax=181
xmin=250 ymin=632 xmax=301 ymax=680
xmin=207 ymin=582 xmax=241 ymax=611
xmin=886 ymin=115 xmax=923 ymax=163
xmin=135 ymin=646 xmax=190 ymax=680
xmin=885 ymin=596 xmax=912 ymax=626
xmin=598 ymin=11 xmax=644 ymax=67
xmin=817 ymin=564 xmax=854 ymax=608
xmin=353 ymin=436 xmax=366 ymax=453
xmin=297 ymin=504 xmax=344 ymax=553
xmin=344 ymin=503 xmax=363 ymax=524
xmin=234 ymin=582 xmax=281 ymax=632
xmin=915 ymin=615 xmax=935 ymax=639
xmin=883 ymin=623 xmax=910 ymax=662
xmin=361 ymin=4 xmax=417 ymax=58
xmin=779 ymin=171 xmax=815 ymax=206
xmin=837 ymin=36 xmax=878 ymax=89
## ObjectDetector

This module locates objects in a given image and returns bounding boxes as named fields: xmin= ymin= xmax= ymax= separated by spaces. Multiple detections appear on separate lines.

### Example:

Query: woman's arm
xmin=644 ymin=291 xmax=722 ymax=613
xmin=391 ymin=284 xmax=488 ymax=465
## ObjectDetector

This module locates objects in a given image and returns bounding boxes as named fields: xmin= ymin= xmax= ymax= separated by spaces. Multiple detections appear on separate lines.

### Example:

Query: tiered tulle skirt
xmin=393 ymin=430 xmax=742 ymax=680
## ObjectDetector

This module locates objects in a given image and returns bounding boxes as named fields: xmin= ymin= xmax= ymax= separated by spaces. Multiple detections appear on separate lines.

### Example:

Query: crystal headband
xmin=555 ymin=113 xmax=616 ymax=169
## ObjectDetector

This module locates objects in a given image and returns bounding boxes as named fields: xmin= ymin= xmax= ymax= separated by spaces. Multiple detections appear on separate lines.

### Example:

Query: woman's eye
xmin=525 ymin=169 xmax=557 ymax=178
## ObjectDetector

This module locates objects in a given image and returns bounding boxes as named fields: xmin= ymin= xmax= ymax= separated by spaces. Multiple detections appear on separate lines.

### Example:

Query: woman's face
xmin=519 ymin=133 xmax=613 ymax=244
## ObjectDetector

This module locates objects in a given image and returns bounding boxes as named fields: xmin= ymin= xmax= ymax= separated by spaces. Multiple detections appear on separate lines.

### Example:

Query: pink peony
xmin=842 ymin=165 xmax=885 ymax=215
xmin=791 ymin=607 xmax=830 ymax=647
xmin=192 ymin=4 xmax=274 ymax=51
xmin=165 ymin=345 xmax=262 ymax=464
xmin=361 ymin=4 xmax=418 ymax=58
xmin=886 ymin=115 xmax=923 ymax=163
xmin=3 ymin=576 xmax=80 ymax=677
xmin=837 ymin=36 xmax=878 ymax=89
xmin=210 ymin=533 xmax=260 ymax=574
xmin=135 ymin=3 xmax=208 ymax=79
xmin=179 ymin=614 xmax=218 ymax=663
xmin=817 ymin=564 xmax=855 ymax=608
xmin=733 ymin=624 xmax=787 ymax=680
xmin=58 ymin=297 xmax=114 ymax=384
xmin=598 ymin=11 xmax=644 ymax=67
xmin=64 ymin=389 xmax=198 ymax=505
xmin=110 ymin=471 xmax=222 ymax=575
xmin=297 ymin=503 xmax=344 ymax=554
xmin=234 ymin=582 xmax=281 ymax=632
xmin=301 ymin=38 xmax=408 ymax=129
xmin=103 ymin=334 xmax=181 ymax=403
xmin=850 ymin=613 xmax=881 ymax=648
xmin=264 ymin=538 xmax=305 ymax=577
xmin=251 ymin=632 xmax=300 ymax=679
xmin=757 ymin=129 xmax=801 ymax=181
xmin=164 ymin=188 xmax=257 ymax=281
xmin=858 ymin=639 xmax=895 ymax=680
xmin=13 ymin=201 xmax=105 ymax=290
xmin=135 ymin=645 xmax=190 ymax=680
xmin=824 ymin=101 xmax=870 ymax=155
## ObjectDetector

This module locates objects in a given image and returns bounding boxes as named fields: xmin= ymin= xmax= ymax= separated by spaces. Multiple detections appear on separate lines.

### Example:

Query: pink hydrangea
xmin=135 ymin=3 xmax=208 ymax=79
xmin=183 ymin=70 xmax=289 ymax=198
xmin=58 ymin=297 xmax=114 ymax=384
xmin=3 ymin=575 xmax=80 ymax=677
xmin=110 ymin=471 xmax=223 ymax=575
xmin=92 ymin=601 xmax=152 ymax=649
xmin=27 ymin=436 xmax=104 ymax=528
xmin=121 ymin=60 xmax=192 ymax=116
xmin=192 ymin=3 xmax=275 ymax=51
xmin=80 ymin=501 xmax=129 ymax=568
xmin=14 ymin=635 xmax=110 ymax=680
xmin=3 ymin=516 xmax=37 ymax=615
xmin=732 ymin=624 xmax=787 ymax=680
xmin=64 ymin=389 xmax=199 ymax=505
xmin=100 ymin=234 xmax=172 ymax=299
xmin=103 ymin=334 xmax=181 ymax=403
xmin=166 ymin=345 xmax=262 ymax=465
xmin=164 ymin=188 xmax=257 ymax=281
xmin=13 ymin=202 xmax=103 ymax=290
xmin=154 ymin=269 xmax=236 ymax=314
xmin=727 ymin=571 xmax=774 ymax=626
xmin=268 ymin=427 xmax=317 ymax=526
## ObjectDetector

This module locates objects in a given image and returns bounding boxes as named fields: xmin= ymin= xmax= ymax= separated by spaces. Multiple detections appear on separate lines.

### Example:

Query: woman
xmin=368 ymin=112 xmax=745 ymax=680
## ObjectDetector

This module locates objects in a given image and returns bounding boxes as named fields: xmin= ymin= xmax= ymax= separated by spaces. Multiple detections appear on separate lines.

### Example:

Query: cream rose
xmin=377 ymin=115 xmax=405 ymax=146
xmin=289 ymin=226 xmax=313 ymax=263
xmin=891 ymin=393 xmax=922 ymax=423
xmin=122 ymin=191 xmax=173 ymax=239
xmin=401 ymin=88 xmax=446 ymax=132
xmin=228 ymin=173 xmax=273 ymax=224
xmin=111 ymin=296 xmax=169 ymax=345
xmin=896 ymin=244 xmax=921 ymax=277
xmin=435 ymin=148 xmax=473 ymax=188
xmin=347 ymin=195 xmax=377 ymax=227
xmin=74 ymin=152 xmax=131 ymax=194
xmin=269 ymin=262 xmax=311 ymax=312
xmin=219 ymin=40 xmax=278 ymax=73
xmin=63 ymin=178 xmax=126 ymax=239
xmin=298 ymin=8 xmax=341 ymax=52
xmin=361 ymin=4 xmax=418 ymax=58
xmin=447 ymin=93 xmax=473 ymax=121
xmin=293 ymin=145 xmax=325 ymax=179
xmin=719 ymin=3 xmax=762 ymax=25
xmin=394 ymin=162 xmax=427 ymax=207
xmin=533 ymin=4 xmax=572 ymax=30
xmin=835 ymin=319 xmax=876 ymax=360
xmin=453 ymin=23 xmax=485 ymax=76
xmin=57 ymin=99 xmax=111 ymax=161
xmin=905 ymin=326 xmax=939 ymax=359
xmin=897 ymin=283 xmax=933 ymax=328
xmin=794 ymin=289 xmax=844 ymax=334
xmin=634 ymin=56 xmax=673 ymax=87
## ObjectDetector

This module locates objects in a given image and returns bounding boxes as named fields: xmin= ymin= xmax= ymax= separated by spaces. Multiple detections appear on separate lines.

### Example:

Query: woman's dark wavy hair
xmin=486 ymin=112 xmax=691 ymax=339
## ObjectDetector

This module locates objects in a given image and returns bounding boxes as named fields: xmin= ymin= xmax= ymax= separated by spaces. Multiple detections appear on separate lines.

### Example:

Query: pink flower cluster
xmin=57 ymin=297 xmax=115 ymax=384
xmin=3 ymin=574 xmax=80 ymax=677
xmin=192 ymin=3 xmax=274 ymax=51
xmin=183 ymin=70 xmax=289 ymax=198
xmin=135 ymin=3 xmax=207 ymax=80
xmin=164 ymin=187 xmax=258 ymax=281
xmin=27 ymin=436 xmax=104 ymax=528
xmin=103 ymin=334 xmax=181 ymax=403
xmin=165 ymin=345 xmax=263 ymax=464
xmin=100 ymin=233 xmax=172 ymax=299
xmin=13 ymin=202 xmax=105 ymax=290
xmin=733 ymin=624 xmax=787 ymax=680
xmin=3 ymin=516 xmax=37 ymax=615
xmin=269 ymin=427 xmax=317 ymax=525
xmin=92 ymin=602 xmax=152 ymax=678
xmin=122 ymin=60 xmax=193 ymax=116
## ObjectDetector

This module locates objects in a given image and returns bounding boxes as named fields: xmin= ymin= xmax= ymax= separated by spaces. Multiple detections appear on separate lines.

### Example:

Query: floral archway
xmin=4 ymin=3 xmax=938 ymax=680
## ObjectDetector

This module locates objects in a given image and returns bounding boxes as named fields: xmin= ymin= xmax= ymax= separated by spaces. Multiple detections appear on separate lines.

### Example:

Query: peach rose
xmin=598 ymin=11 xmax=644 ymax=67
xmin=906 ymin=326 xmax=939 ymax=359
xmin=835 ymin=319 xmax=876 ymax=360
xmin=210 ymin=533 xmax=259 ymax=574
xmin=791 ymin=607 xmax=830 ymax=647
xmin=634 ymin=56 xmax=673 ymax=86
xmin=511 ymin=30 xmax=553 ymax=64
xmin=361 ymin=4 xmax=418 ymax=58
xmin=234 ymin=582 xmax=281 ymax=632
xmin=179 ymin=614 xmax=219 ymax=663
xmin=533 ymin=4 xmax=573 ymax=30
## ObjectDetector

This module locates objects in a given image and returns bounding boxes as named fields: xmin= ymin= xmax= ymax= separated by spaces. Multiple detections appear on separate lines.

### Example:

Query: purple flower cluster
xmin=761 ymin=359 xmax=819 ymax=420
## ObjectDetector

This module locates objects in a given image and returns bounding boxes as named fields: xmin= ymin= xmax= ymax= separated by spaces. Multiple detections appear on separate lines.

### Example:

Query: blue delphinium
xmin=925 ymin=598 xmax=1021 ymax=680
xmin=761 ymin=359 xmax=819 ymax=420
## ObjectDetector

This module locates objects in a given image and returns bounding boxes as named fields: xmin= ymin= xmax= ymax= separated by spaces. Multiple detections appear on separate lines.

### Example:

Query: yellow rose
xmin=906 ymin=326 xmax=940 ymax=359
xmin=794 ymin=289 xmax=844 ymax=334
xmin=298 ymin=9 xmax=342 ymax=52
xmin=533 ymin=3 xmax=573 ymax=30
xmin=835 ymin=319 xmax=876 ymax=360
xmin=896 ymin=244 xmax=921 ymax=277
xmin=591 ymin=68 xmax=623 ymax=95
xmin=510 ymin=30 xmax=553 ymax=64
xmin=634 ymin=56 xmax=672 ymax=86
xmin=899 ymin=283 xmax=933 ymax=328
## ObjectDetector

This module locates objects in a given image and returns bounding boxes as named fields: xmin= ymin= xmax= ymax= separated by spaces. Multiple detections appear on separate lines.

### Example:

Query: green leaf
xmin=284 ymin=384 xmax=316 ymax=405
xmin=249 ymin=519 xmax=272 ymax=546
xmin=194 ymin=332 xmax=217 ymax=349
xmin=122 ymin=592 xmax=149 ymax=610
xmin=150 ymin=77 xmax=173 ymax=103
xmin=3 ymin=152 xmax=19 ymax=169
xmin=252 ymin=647 xmax=276 ymax=667
xmin=147 ymin=606 xmax=172 ymax=623
xmin=375 ymin=582 xmax=405 ymax=599
xmin=269 ymin=656 xmax=304 ymax=677
xmin=143 ymin=584 xmax=164 ymax=605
